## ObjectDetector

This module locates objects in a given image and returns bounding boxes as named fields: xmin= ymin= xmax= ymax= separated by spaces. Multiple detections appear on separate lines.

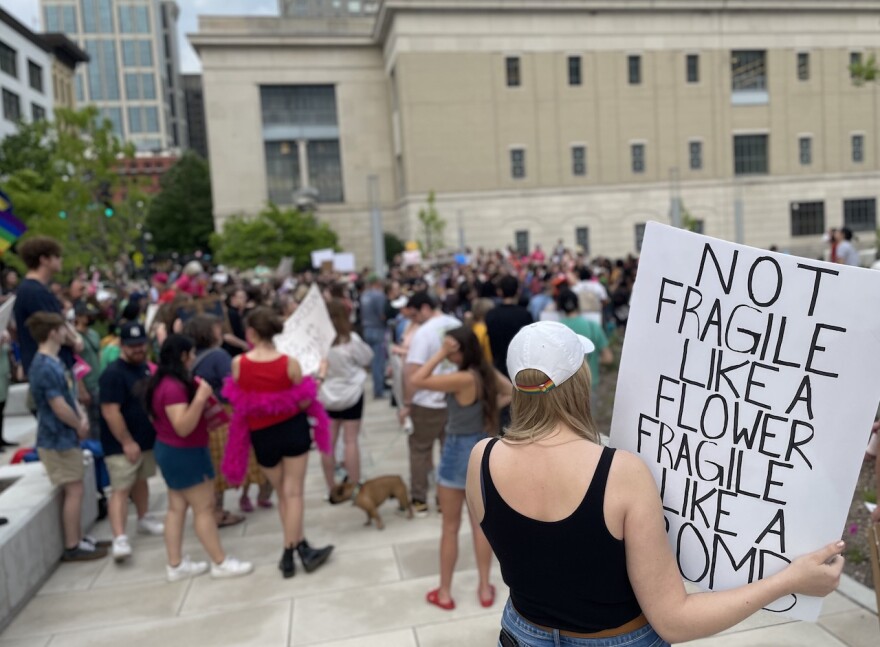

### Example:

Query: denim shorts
xmin=154 ymin=441 xmax=215 ymax=491
xmin=437 ymin=432 xmax=484 ymax=489
xmin=500 ymin=599 xmax=669 ymax=647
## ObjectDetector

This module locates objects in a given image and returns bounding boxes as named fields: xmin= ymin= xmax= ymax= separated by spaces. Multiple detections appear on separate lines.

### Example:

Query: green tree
xmin=384 ymin=231 xmax=405 ymax=265
xmin=0 ymin=107 xmax=144 ymax=272
xmin=850 ymin=54 xmax=878 ymax=86
xmin=210 ymin=203 xmax=338 ymax=271
xmin=146 ymin=151 xmax=214 ymax=253
xmin=417 ymin=191 xmax=446 ymax=253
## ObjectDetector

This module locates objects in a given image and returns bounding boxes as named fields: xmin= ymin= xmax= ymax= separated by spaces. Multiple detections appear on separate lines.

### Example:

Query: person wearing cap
xmin=99 ymin=321 xmax=165 ymax=563
xmin=360 ymin=274 xmax=388 ymax=399
xmin=466 ymin=321 xmax=845 ymax=646
xmin=400 ymin=291 xmax=461 ymax=516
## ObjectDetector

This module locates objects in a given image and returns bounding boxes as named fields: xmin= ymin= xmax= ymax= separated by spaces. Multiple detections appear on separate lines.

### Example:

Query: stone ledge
xmin=0 ymin=454 xmax=98 ymax=632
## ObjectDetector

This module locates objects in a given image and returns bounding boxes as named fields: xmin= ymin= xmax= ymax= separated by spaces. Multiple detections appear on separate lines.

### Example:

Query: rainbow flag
xmin=0 ymin=190 xmax=26 ymax=254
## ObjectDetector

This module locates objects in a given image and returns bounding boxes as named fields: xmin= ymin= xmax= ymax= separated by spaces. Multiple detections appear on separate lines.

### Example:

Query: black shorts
xmin=250 ymin=414 xmax=312 ymax=468
xmin=327 ymin=395 xmax=364 ymax=421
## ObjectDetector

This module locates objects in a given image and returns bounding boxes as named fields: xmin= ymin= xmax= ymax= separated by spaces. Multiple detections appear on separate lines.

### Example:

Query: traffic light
xmin=103 ymin=203 xmax=114 ymax=218
xmin=58 ymin=210 xmax=67 ymax=219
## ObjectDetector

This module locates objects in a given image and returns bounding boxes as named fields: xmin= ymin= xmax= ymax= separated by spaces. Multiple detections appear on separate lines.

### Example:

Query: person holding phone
xmin=467 ymin=321 xmax=845 ymax=647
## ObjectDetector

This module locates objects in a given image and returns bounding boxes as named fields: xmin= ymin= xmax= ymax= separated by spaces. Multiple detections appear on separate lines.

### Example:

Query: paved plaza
xmin=0 ymin=397 xmax=877 ymax=646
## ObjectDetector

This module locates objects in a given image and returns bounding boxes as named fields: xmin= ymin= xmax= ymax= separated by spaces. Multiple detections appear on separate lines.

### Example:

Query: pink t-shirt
xmin=152 ymin=377 xmax=209 ymax=448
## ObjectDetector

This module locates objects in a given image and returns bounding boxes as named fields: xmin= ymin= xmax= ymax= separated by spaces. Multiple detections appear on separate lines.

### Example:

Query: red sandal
xmin=426 ymin=588 xmax=455 ymax=610
xmin=479 ymin=584 xmax=496 ymax=608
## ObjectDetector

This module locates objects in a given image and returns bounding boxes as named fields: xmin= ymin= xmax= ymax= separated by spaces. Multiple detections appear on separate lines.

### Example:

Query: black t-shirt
xmin=99 ymin=358 xmax=155 ymax=455
xmin=14 ymin=278 xmax=74 ymax=374
xmin=485 ymin=303 xmax=534 ymax=374
xmin=222 ymin=308 xmax=246 ymax=357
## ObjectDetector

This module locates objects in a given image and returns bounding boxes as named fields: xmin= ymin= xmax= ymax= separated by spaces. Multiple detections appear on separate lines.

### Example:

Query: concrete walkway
xmin=0 ymin=396 xmax=877 ymax=646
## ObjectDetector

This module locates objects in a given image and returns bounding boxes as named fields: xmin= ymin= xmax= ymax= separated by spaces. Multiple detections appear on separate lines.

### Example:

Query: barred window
xmin=568 ymin=56 xmax=582 ymax=86
xmin=28 ymin=60 xmax=43 ymax=93
xmin=265 ymin=141 xmax=302 ymax=206
xmin=307 ymin=140 xmax=344 ymax=203
xmin=797 ymin=52 xmax=810 ymax=81
xmin=260 ymin=85 xmax=338 ymax=128
xmin=511 ymin=148 xmax=526 ymax=179
xmin=843 ymin=198 xmax=876 ymax=232
xmin=734 ymin=134 xmax=768 ymax=175
xmin=31 ymin=103 xmax=46 ymax=121
xmin=852 ymin=134 xmax=864 ymax=163
xmin=628 ymin=55 xmax=641 ymax=85
xmin=850 ymin=52 xmax=862 ymax=80
xmin=631 ymin=143 xmax=645 ymax=173
xmin=572 ymin=145 xmax=586 ymax=176
xmin=686 ymin=54 xmax=699 ymax=83
xmin=576 ymin=227 xmax=590 ymax=255
xmin=515 ymin=230 xmax=529 ymax=256
xmin=799 ymin=137 xmax=812 ymax=166
xmin=689 ymin=141 xmax=703 ymax=170
xmin=506 ymin=57 xmax=521 ymax=87
xmin=0 ymin=42 xmax=17 ymax=78
xmin=732 ymin=50 xmax=766 ymax=91
xmin=2 ymin=88 xmax=21 ymax=122
xmin=790 ymin=201 xmax=825 ymax=237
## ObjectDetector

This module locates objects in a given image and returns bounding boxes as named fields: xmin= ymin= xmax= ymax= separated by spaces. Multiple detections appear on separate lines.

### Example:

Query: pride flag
xmin=0 ymin=190 xmax=26 ymax=254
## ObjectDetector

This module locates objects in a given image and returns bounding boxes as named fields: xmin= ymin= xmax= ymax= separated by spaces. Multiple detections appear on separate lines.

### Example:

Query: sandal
xmin=479 ymin=584 xmax=496 ymax=608
xmin=426 ymin=588 xmax=455 ymax=610
xmin=216 ymin=510 xmax=245 ymax=528
xmin=257 ymin=498 xmax=274 ymax=509
xmin=239 ymin=496 xmax=254 ymax=513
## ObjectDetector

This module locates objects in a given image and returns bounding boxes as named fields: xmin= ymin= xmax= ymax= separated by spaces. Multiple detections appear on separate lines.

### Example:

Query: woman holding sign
xmin=222 ymin=307 xmax=334 ymax=579
xmin=466 ymin=321 xmax=845 ymax=647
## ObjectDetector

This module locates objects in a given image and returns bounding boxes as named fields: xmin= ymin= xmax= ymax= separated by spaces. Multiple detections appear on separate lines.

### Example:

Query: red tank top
xmin=238 ymin=355 xmax=294 ymax=430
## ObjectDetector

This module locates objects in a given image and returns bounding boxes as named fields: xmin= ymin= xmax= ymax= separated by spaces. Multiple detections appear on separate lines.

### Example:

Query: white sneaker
xmin=166 ymin=555 xmax=210 ymax=583
xmin=112 ymin=535 xmax=132 ymax=563
xmin=137 ymin=515 xmax=165 ymax=536
xmin=210 ymin=556 xmax=254 ymax=579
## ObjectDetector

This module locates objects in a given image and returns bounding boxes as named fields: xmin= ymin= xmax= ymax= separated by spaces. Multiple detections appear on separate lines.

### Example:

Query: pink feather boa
xmin=220 ymin=376 xmax=331 ymax=485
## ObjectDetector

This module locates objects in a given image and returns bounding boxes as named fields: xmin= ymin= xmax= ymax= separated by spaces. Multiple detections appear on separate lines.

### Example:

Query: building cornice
xmin=374 ymin=0 xmax=880 ymax=41
xmin=189 ymin=15 xmax=376 ymax=53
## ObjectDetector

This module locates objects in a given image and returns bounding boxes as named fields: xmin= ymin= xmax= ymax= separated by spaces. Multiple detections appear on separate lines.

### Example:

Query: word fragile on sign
xmin=609 ymin=222 xmax=880 ymax=621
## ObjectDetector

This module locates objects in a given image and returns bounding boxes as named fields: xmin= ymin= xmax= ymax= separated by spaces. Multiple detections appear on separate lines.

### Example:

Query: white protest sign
xmin=274 ymin=284 xmax=335 ymax=376
xmin=0 ymin=296 xmax=15 ymax=332
xmin=609 ymin=222 xmax=880 ymax=621
xmin=310 ymin=248 xmax=335 ymax=269
xmin=333 ymin=253 xmax=356 ymax=273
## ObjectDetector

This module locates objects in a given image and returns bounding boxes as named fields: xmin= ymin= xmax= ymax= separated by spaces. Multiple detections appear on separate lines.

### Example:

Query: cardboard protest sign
xmin=274 ymin=284 xmax=335 ymax=376
xmin=609 ymin=222 xmax=880 ymax=621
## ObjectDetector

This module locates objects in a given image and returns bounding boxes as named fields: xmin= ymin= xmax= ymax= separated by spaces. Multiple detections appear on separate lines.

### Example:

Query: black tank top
xmin=480 ymin=438 xmax=643 ymax=633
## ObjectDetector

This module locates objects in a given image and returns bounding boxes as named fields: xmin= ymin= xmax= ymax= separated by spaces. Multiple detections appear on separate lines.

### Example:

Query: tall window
xmin=790 ymin=201 xmax=825 ymax=237
xmin=48 ymin=5 xmax=79 ymax=33
xmin=99 ymin=107 xmax=122 ymax=137
xmin=844 ymin=198 xmax=877 ymax=232
xmin=575 ymin=227 xmax=590 ymax=255
xmin=2 ymin=89 xmax=21 ymax=122
xmin=850 ymin=52 xmax=863 ymax=80
xmin=571 ymin=145 xmax=586 ymax=176
xmin=510 ymin=148 xmax=526 ymax=179
xmin=799 ymin=136 xmax=812 ymax=165
xmin=689 ymin=141 xmax=703 ymax=170
xmin=31 ymin=103 xmax=46 ymax=121
xmin=84 ymin=39 xmax=119 ymax=100
xmin=631 ymin=143 xmax=645 ymax=173
xmin=515 ymin=230 xmax=529 ymax=256
xmin=260 ymin=85 xmax=344 ymax=204
xmin=797 ymin=52 xmax=810 ymax=81
xmin=852 ymin=134 xmax=865 ymax=163
xmin=635 ymin=223 xmax=647 ymax=252
xmin=628 ymin=55 xmax=641 ymax=85
xmin=731 ymin=50 xmax=766 ymax=91
xmin=733 ymin=134 xmax=768 ymax=175
xmin=686 ymin=54 xmax=699 ymax=83
xmin=0 ymin=42 xmax=17 ymax=78
xmin=28 ymin=61 xmax=43 ymax=93
xmin=568 ymin=56 xmax=582 ymax=86
xmin=506 ymin=57 xmax=521 ymax=87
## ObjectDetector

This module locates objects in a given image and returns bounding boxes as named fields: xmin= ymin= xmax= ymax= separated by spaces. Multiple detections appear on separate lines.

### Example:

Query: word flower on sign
xmin=609 ymin=222 xmax=880 ymax=621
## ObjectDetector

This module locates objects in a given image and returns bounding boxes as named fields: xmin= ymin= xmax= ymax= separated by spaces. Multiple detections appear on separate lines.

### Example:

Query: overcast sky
xmin=3 ymin=0 xmax=278 ymax=72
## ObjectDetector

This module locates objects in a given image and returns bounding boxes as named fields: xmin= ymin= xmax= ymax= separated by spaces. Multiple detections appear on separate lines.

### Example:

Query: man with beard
xmin=100 ymin=322 xmax=164 ymax=563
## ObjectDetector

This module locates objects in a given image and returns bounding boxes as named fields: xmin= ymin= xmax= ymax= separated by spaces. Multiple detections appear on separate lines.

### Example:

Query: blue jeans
xmin=500 ymin=599 xmax=669 ymax=647
xmin=363 ymin=327 xmax=387 ymax=398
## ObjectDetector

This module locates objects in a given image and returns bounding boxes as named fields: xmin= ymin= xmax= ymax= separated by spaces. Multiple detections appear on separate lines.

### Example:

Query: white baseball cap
xmin=507 ymin=321 xmax=595 ymax=394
